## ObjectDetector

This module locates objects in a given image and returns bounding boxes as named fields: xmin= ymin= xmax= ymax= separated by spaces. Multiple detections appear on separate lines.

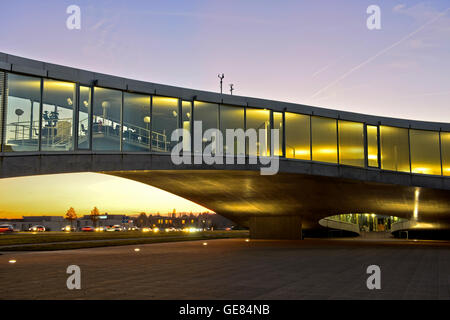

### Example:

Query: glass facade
xmin=220 ymin=104 xmax=244 ymax=156
xmin=442 ymin=132 xmax=450 ymax=177
xmin=410 ymin=129 xmax=441 ymax=175
xmin=285 ymin=112 xmax=310 ymax=160
xmin=41 ymin=79 xmax=76 ymax=151
xmin=273 ymin=112 xmax=283 ymax=157
xmin=246 ymin=108 xmax=270 ymax=156
xmin=311 ymin=116 xmax=337 ymax=163
xmin=78 ymin=86 xmax=91 ymax=149
xmin=182 ymin=101 xmax=192 ymax=153
xmin=380 ymin=126 xmax=410 ymax=172
xmin=152 ymin=96 xmax=179 ymax=152
xmin=193 ymin=101 xmax=219 ymax=154
xmin=367 ymin=125 xmax=378 ymax=167
xmin=1 ymin=70 xmax=450 ymax=178
xmin=4 ymin=73 xmax=41 ymax=152
xmin=123 ymin=92 xmax=151 ymax=151
xmin=338 ymin=120 xmax=364 ymax=167
xmin=93 ymin=87 xmax=122 ymax=151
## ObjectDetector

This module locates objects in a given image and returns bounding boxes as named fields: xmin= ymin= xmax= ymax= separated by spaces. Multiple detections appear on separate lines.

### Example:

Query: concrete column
xmin=249 ymin=216 xmax=302 ymax=240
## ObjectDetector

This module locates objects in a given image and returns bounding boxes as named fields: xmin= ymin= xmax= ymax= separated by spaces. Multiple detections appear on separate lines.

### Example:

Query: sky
xmin=0 ymin=0 xmax=449 ymax=218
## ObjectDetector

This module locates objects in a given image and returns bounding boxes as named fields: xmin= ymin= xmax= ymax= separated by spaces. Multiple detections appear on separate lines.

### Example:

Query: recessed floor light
xmin=134 ymin=248 xmax=140 ymax=252
xmin=9 ymin=260 xmax=16 ymax=264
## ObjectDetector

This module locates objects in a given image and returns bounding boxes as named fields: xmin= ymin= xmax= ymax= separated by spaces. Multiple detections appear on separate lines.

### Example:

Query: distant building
xmin=0 ymin=214 xmax=133 ymax=231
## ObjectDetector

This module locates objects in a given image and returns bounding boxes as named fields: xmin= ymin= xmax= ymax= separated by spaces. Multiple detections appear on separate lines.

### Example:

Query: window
xmin=78 ymin=86 xmax=91 ymax=149
xmin=380 ymin=126 xmax=410 ymax=172
xmin=92 ymin=87 xmax=122 ymax=151
xmin=220 ymin=104 xmax=244 ymax=156
xmin=193 ymin=101 xmax=219 ymax=154
xmin=273 ymin=112 xmax=283 ymax=157
xmin=246 ymin=108 xmax=270 ymax=156
xmin=311 ymin=116 xmax=337 ymax=163
xmin=285 ymin=113 xmax=310 ymax=160
xmin=441 ymin=132 xmax=450 ymax=176
xmin=182 ymin=101 xmax=192 ymax=153
xmin=123 ymin=92 xmax=150 ymax=151
xmin=338 ymin=120 xmax=364 ymax=167
xmin=410 ymin=129 xmax=441 ymax=175
xmin=152 ymin=96 xmax=179 ymax=152
xmin=367 ymin=125 xmax=378 ymax=167
xmin=4 ymin=73 xmax=41 ymax=152
xmin=41 ymin=79 xmax=76 ymax=151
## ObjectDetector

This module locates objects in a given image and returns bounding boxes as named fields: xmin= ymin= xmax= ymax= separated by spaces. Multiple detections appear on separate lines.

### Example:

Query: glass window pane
xmin=182 ymin=101 xmax=192 ymax=153
xmin=338 ymin=120 xmax=364 ymax=167
xmin=0 ymin=71 xmax=3 ymax=150
xmin=380 ymin=126 xmax=410 ymax=172
xmin=273 ymin=112 xmax=283 ymax=157
xmin=367 ymin=125 xmax=378 ymax=167
xmin=4 ymin=73 xmax=41 ymax=152
xmin=246 ymin=108 xmax=270 ymax=156
xmin=78 ymin=86 xmax=91 ymax=149
xmin=410 ymin=129 xmax=441 ymax=175
xmin=220 ymin=104 xmax=244 ymax=156
xmin=285 ymin=112 xmax=310 ymax=160
xmin=123 ymin=92 xmax=150 ymax=151
xmin=193 ymin=101 xmax=218 ymax=154
xmin=93 ymin=87 xmax=122 ymax=151
xmin=41 ymin=79 xmax=76 ymax=151
xmin=441 ymin=132 xmax=450 ymax=176
xmin=311 ymin=116 xmax=337 ymax=163
xmin=152 ymin=96 xmax=179 ymax=152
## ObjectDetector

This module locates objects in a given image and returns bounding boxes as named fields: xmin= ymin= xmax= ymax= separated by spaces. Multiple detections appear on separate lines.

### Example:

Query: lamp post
xmin=218 ymin=73 xmax=224 ymax=94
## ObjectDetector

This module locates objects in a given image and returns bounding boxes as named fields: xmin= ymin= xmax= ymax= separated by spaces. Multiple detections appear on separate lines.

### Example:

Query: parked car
xmin=128 ymin=226 xmax=140 ymax=231
xmin=0 ymin=224 xmax=14 ymax=233
xmin=81 ymin=226 xmax=95 ymax=232
xmin=29 ymin=225 xmax=46 ymax=232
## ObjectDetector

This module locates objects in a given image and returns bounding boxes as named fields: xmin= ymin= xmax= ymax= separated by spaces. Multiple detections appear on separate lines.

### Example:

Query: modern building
xmin=1 ymin=52 xmax=450 ymax=239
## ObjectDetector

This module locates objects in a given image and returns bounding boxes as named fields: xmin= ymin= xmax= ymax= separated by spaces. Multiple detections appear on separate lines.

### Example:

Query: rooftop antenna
xmin=229 ymin=84 xmax=234 ymax=95
xmin=218 ymin=73 xmax=225 ymax=94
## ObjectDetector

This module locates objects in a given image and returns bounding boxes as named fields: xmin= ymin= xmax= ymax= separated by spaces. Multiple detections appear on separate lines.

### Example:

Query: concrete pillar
xmin=249 ymin=216 xmax=302 ymax=240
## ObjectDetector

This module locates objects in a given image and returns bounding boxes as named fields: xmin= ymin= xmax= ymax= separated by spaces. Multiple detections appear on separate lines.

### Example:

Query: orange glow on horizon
xmin=0 ymin=172 xmax=213 ymax=219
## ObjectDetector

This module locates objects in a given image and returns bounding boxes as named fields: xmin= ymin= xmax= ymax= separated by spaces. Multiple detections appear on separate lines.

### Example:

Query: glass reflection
xmin=285 ymin=113 xmax=310 ymax=160
xmin=441 ymin=132 xmax=450 ymax=176
xmin=4 ymin=73 xmax=41 ymax=152
xmin=220 ymin=104 xmax=244 ymax=156
xmin=152 ymin=96 xmax=179 ymax=152
xmin=367 ymin=125 xmax=378 ymax=167
xmin=410 ymin=129 xmax=441 ymax=175
xmin=41 ymin=79 xmax=76 ymax=151
xmin=78 ymin=86 xmax=91 ymax=149
xmin=246 ymin=108 xmax=270 ymax=156
xmin=193 ymin=101 xmax=218 ymax=154
xmin=123 ymin=92 xmax=150 ymax=151
xmin=182 ymin=101 xmax=192 ymax=153
xmin=380 ymin=126 xmax=410 ymax=173
xmin=338 ymin=120 xmax=364 ymax=167
xmin=93 ymin=87 xmax=122 ymax=151
xmin=311 ymin=116 xmax=337 ymax=163
xmin=273 ymin=112 xmax=283 ymax=157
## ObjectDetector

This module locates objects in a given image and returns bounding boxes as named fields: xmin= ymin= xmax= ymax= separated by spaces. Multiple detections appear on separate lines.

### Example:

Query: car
xmin=95 ymin=226 xmax=106 ymax=232
xmin=106 ymin=225 xmax=123 ymax=232
xmin=61 ymin=225 xmax=76 ymax=232
xmin=81 ymin=226 xmax=95 ymax=232
xmin=0 ymin=224 xmax=14 ymax=233
xmin=128 ymin=226 xmax=140 ymax=231
xmin=165 ymin=227 xmax=177 ymax=232
xmin=29 ymin=225 xmax=45 ymax=232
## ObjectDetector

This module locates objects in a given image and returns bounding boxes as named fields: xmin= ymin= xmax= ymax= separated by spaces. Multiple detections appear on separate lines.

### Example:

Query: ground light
xmin=134 ymin=248 xmax=140 ymax=252
xmin=203 ymin=242 xmax=208 ymax=246
xmin=245 ymin=239 xmax=250 ymax=242
xmin=9 ymin=259 xmax=16 ymax=264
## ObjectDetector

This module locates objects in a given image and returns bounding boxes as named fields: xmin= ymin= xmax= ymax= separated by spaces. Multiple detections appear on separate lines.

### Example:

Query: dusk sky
xmin=0 ymin=1 xmax=449 ymax=218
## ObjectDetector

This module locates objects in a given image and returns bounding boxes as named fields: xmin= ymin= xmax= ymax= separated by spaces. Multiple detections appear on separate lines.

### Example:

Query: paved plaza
xmin=1 ymin=238 xmax=450 ymax=299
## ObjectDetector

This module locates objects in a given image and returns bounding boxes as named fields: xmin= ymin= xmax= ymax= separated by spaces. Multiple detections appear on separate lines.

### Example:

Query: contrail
xmin=310 ymin=7 xmax=450 ymax=99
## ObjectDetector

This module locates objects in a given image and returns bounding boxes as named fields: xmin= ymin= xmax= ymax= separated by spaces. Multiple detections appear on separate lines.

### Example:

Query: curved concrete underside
xmin=107 ymin=169 xmax=450 ymax=231
xmin=2 ymin=153 xmax=450 ymax=235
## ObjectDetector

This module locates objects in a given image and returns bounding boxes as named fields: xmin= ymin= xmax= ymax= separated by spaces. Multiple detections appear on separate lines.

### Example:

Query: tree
xmin=90 ymin=207 xmax=100 ymax=227
xmin=65 ymin=207 xmax=77 ymax=228
xmin=136 ymin=212 xmax=148 ymax=227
